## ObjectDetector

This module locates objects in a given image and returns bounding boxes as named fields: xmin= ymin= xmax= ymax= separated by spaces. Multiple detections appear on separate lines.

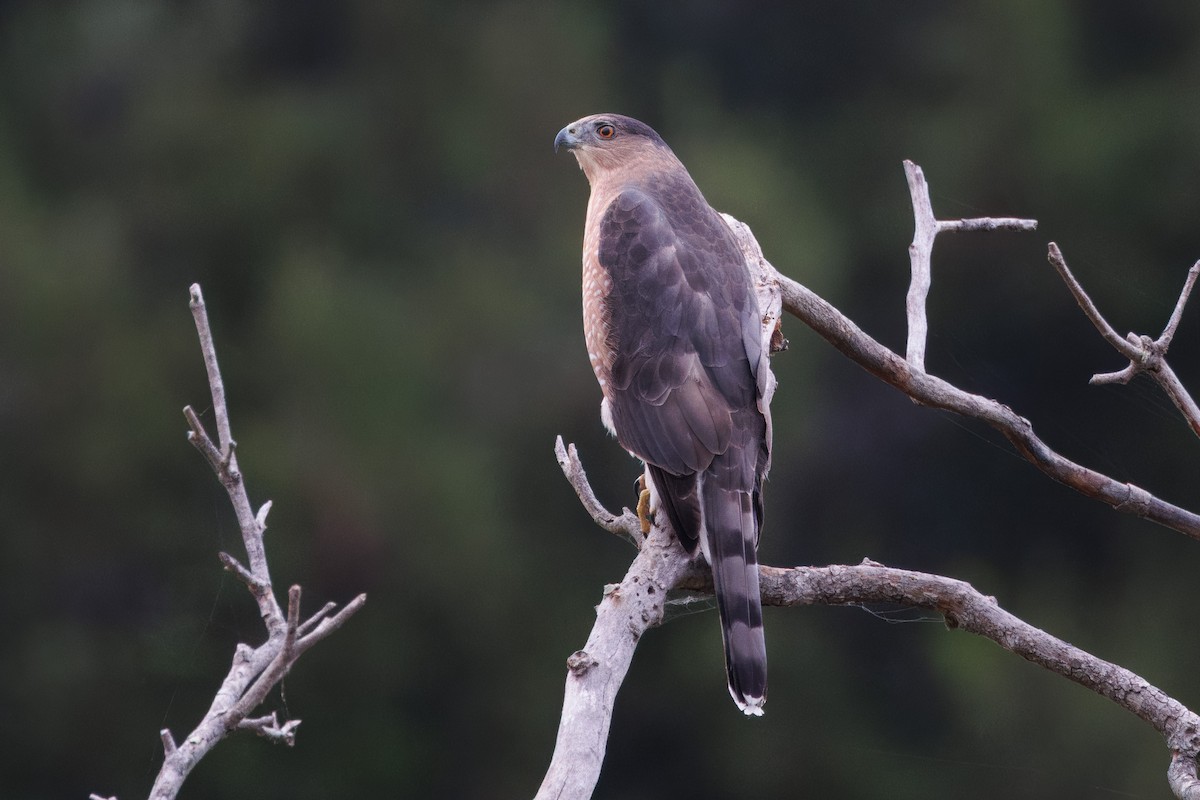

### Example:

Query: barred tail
xmin=700 ymin=474 xmax=767 ymax=716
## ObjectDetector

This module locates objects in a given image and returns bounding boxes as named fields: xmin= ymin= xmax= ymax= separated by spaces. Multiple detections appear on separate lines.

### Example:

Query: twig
xmin=1047 ymin=242 xmax=1142 ymax=360
xmin=218 ymin=551 xmax=269 ymax=597
xmin=296 ymin=593 xmax=368 ymax=652
xmin=298 ymin=601 xmax=339 ymax=636
xmin=237 ymin=713 xmax=301 ymax=746
xmin=903 ymin=161 xmax=1038 ymax=371
xmin=554 ymin=435 xmax=641 ymax=542
xmin=188 ymin=285 xmax=235 ymax=459
xmin=1048 ymin=245 xmax=1200 ymax=438
xmin=1160 ymin=262 xmax=1200 ymax=350
xmin=183 ymin=285 xmax=277 ymax=615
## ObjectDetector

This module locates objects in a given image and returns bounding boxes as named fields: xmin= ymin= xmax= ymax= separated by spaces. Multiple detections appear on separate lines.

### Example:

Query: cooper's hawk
xmin=555 ymin=113 xmax=773 ymax=715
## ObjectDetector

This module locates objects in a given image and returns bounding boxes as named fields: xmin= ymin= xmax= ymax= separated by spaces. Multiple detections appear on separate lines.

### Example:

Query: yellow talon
xmin=635 ymin=474 xmax=652 ymax=534
xmin=636 ymin=489 xmax=652 ymax=534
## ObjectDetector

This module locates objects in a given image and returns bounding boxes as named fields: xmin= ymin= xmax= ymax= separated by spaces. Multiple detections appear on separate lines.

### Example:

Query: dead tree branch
xmin=1047 ymin=243 xmax=1200 ymax=438
xmin=534 ymin=482 xmax=693 ymax=800
xmin=539 ymin=162 xmax=1200 ymax=800
xmin=90 ymin=284 xmax=366 ymax=800
xmin=903 ymin=160 xmax=1038 ymax=371
xmin=541 ymin=443 xmax=1200 ymax=800
xmin=759 ymin=198 xmax=1200 ymax=541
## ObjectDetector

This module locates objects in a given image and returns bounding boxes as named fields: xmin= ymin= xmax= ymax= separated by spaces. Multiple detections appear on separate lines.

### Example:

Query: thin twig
xmin=1158 ymin=261 xmax=1200 ymax=350
xmin=1047 ymin=243 xmax=1140 ymax=359
xmin=298 ymin=601 xmax=339 ymax=636
xmin=940 ymin=217 xmax=1039 ymax=233
xmin=554 ymin=435 xmax=641 ymax=542
xmin=1048 ymin=245 xmax=1200 ymax=438
xmin=218 ymin=551 xmax=269 ymax=597
xmin=237 ymin=713 xmax=301 ymax=746
xmin=902 ymin=161 xmax=1038 ymax=372
xmin=182 ymin=405 xmax=224 ymax=473
xmin=296 ymin=593 xmax=368 ymax=654
xmin=188 ymin=285 xmax=235 ymax=459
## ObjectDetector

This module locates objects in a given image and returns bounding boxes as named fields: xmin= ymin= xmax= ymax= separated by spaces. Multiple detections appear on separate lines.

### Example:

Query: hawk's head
xmin=555 ymin=113 xmax=673 ymax=181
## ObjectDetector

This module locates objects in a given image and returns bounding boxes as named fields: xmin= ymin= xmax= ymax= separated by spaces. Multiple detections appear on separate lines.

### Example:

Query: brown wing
xmin=598 ymin=183 xmax=765 ymax=485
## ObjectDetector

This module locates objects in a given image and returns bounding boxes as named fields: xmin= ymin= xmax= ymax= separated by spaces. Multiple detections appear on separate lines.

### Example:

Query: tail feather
xmin=700 ymin=474 xmax=767 ymax=715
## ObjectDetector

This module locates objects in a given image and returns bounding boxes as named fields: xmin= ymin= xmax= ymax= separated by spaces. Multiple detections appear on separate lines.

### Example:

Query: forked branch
xmin=90 ymin=285 xmax=366 ymax=800
xmin=903 ymin=159 xmax=1038 ymax=371
xmin=1047 ymin=243 xmax=1200 ymax=438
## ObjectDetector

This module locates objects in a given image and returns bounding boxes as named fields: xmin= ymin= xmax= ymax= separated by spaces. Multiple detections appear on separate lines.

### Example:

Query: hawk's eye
xmin=597 ymin=124 xmax=615 ymax=139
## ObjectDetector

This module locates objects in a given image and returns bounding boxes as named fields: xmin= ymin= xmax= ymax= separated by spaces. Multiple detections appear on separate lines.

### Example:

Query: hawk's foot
xmin=634 ymin=474 xmax=652 ymax=535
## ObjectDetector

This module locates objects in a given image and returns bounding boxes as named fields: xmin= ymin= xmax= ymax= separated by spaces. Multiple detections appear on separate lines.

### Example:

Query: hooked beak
xmin=554 ymin=124 xmax=581 ymax=153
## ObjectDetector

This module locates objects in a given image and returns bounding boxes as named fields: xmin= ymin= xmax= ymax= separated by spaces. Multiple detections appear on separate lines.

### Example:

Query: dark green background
xmin=2 ymin=2 xmax=1199 ymax=798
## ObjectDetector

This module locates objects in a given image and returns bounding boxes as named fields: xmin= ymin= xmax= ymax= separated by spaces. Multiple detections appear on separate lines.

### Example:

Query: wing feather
xmin=598 ymin=185 xmax=762 ymax=477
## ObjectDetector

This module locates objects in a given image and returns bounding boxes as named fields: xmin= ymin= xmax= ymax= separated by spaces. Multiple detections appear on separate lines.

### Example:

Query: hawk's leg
xmin=634 ymin=474 xmax=652 ymax=535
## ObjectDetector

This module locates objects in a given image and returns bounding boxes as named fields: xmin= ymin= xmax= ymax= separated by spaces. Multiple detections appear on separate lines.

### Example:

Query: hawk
xmin=555 ymin=113 xmax=773 ymax=715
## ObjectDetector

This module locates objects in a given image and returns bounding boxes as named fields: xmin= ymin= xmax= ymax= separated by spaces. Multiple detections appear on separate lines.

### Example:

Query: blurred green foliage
xmin=2 ymin=2 xmax=1200 ymax=798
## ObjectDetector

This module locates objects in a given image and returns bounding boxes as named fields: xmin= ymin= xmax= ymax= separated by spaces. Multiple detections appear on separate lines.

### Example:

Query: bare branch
xmin=255 ymin=500 xmax=273 ymax=533
xmin=238 ymin=713 xmax=302 ymax=746
xmin=1048 ymin=246 xmax=1200 ymax=438
xmin=901 ymin=160 xmax=1038 ymax=371
xmin=738 ymin=229 xmax=1200 ymax=541
xmin=940 ymin=217 xmax=1039 ymax=233
xmin=534 ymin=511 xmax=695 ymax=800
xmin=904 ymin=160 xmax=937 ymax=371
xmin=1047 ymin=242 xmax=1140 ymax=359
xmin=296 ymin=593 xmax=368 ymax=653
xmin=182 ymin=405 xmax=224 ymax=473
xmin=1160 ymin=261 xmax=1200 ymax=349
xmin=1090 ymin=362 xmax=1140 ymax=386
xmin=218 ymin=551 xmax=269 ymax=597
xmin=96 ymin=285 xmax=368 ymax=800
xmin=753 ymin=563 xmax=1200 ymax=753
xmin=298 ymin=601 xmax=338 ymax=636
xmin=554 ymin=435 xmax=642 ymax=542
xmin=1153 ymin=360 xmax=1200 ymax=439
xmin=188 ymin=284 xmax=235 ymax=458
xmin=541 ymin=164 xmax=1200 ymax=800
xmin=184 ymin=286 xmax=278 ymax=616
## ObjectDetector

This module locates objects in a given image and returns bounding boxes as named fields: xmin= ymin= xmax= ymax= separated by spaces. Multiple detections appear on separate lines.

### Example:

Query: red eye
xmin=597 ymin=124 xmax=615 ymax=139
